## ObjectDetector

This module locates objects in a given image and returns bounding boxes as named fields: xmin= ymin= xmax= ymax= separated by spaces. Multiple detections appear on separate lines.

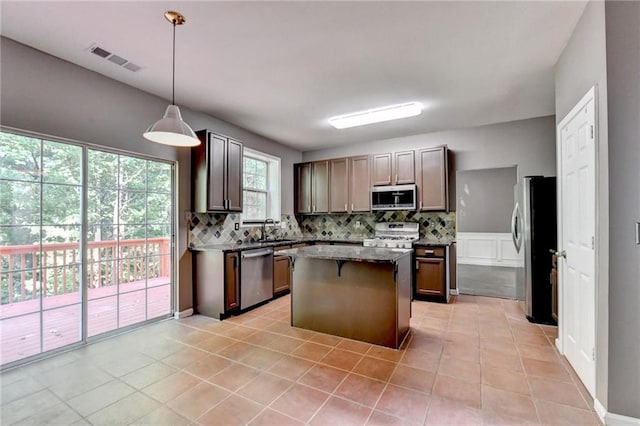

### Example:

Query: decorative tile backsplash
xmin=189 ymin=210 xmax=455 ymax=246
xmin=296 ymin=211 xmax=456 ymax=240
xmin=189 ymin=213 xmax=303 ymax=246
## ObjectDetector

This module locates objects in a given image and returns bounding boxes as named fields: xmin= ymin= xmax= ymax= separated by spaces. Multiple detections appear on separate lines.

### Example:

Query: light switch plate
xmin=234 ymin=223 xmax=240 ymax=231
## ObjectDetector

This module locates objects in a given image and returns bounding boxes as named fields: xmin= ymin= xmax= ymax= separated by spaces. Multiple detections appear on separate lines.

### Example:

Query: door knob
xmin=550 ymin=249 xmax=567 ymax=258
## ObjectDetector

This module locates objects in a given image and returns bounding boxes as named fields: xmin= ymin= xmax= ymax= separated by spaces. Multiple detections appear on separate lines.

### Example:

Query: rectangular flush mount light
xmin=329 ymin=102 xmax=423 ymax=129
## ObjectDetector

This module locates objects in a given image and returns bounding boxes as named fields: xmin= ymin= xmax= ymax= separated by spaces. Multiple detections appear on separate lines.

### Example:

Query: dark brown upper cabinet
xmin=295 ymin=161 xmax=329 ymax=214
xmin=192 ymin=130 xmax=243 ymax=213
xmin=295 ymin=162 xmax=312 ymax=214
xmin=328 ymin=156 xmax=371 ymax=213
xmin=296 ymin=156 xmax=370 ymax=215
xmin=329 ymin=158 xmax=349 ymax=213
xmin=417 ymin=145 xmax=449 ymax=211
xmin=372 ymin=151 xmax=415 ymax=186
xmin=312 ymin=161 xmax=329 ymax=213
xmin=349 ymin=155 xmax=371 ymax=212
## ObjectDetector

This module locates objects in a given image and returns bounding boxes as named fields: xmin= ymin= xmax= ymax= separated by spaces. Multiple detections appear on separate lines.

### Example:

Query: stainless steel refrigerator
xmin=512 ymin=176 xmax=557 ymax=324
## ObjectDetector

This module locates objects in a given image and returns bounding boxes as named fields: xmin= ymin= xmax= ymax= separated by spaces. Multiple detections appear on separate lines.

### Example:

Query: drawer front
xmin=415 ymin=246 xmax=445 ymax=257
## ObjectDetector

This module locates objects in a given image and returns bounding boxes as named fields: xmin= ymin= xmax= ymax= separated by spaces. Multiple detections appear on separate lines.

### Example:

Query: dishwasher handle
xmin=241 ymin=248 xmax=273 ymax=259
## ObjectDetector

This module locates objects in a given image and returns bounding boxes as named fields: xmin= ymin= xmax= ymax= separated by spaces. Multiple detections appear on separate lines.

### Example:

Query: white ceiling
xmin=0 ymin=1 xmax=586 ymax=151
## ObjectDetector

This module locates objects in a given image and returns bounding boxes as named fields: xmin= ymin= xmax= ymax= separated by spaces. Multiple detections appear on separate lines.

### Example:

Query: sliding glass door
xmin=0 ymin=130 xmax=174 ymax=367
xmin=86 ymin=150 xmax=173 ymax=337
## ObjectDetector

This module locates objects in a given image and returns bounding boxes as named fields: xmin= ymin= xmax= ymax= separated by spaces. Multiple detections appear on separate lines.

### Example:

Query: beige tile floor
xmin=1 ymin=294 xmax=600 ymax=425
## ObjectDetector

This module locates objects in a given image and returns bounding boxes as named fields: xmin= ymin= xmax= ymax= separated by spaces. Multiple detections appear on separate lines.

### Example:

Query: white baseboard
xmin=456 ymin=232 xmax=523 ymax=268
xmin=594 ymin=399 xmax=640 ymax=425
xmin=595 ymin=399 xmax=607 ymax=423
xmin=174 ymin=308 xmax=194 ymax=319
xmin=450 ymin=289 xmax=459 ymax=296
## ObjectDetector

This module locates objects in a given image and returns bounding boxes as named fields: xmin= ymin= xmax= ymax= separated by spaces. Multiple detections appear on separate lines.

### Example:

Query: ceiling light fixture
xmin=143 ymin=11 xmax=200 ymax=147
xmin=328 ymin=102 xmax=424 ymax=129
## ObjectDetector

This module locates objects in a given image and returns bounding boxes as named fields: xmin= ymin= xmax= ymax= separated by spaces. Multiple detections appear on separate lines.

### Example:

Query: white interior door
xmin=557 ymin=87 xmax=596 ymax=396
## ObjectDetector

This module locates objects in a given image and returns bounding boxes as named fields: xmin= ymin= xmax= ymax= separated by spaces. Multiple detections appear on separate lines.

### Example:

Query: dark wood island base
xmin=281 ymin=246 xmax=412 ymax=349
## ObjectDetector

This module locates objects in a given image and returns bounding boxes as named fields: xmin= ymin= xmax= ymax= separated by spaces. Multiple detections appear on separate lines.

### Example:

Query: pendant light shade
xmin=144 ymin=105 xmax=199 ymax=147
xmin=144 ymin=11 xmax=200 ymax=147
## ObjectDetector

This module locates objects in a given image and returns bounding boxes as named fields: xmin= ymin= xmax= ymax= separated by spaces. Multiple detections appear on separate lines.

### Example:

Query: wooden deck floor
xmin=0 ymin=278 xmax=171 ymax=365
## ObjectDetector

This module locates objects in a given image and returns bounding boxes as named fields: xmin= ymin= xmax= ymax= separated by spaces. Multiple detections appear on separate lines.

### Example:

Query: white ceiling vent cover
xmin=89 ymin=44 xmax=142 ymax=72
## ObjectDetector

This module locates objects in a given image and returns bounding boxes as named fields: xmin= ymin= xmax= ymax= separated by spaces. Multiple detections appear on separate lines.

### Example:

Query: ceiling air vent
xmin=90 ymin=46 xmax=111 ymax=58
xmin=88 ymin=44 xmax=142 ymax=72
xmin=107 ymin=54 xmax=127 ymax=66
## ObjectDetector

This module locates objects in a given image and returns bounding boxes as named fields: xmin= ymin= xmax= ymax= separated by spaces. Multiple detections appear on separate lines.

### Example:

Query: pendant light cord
xmin=171 ymin=18 xmax=176 ymax=105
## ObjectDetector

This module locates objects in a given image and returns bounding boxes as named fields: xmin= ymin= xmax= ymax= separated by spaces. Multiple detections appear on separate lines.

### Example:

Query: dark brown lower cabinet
xmin=224 ymin=252 xmax=240 ymax=312
xmin=414 ymin=245 xmax=449 ymax=302
xmin=273 ymin=255 xmax=291 ymax=295
xmin=416 ymin=257 xmax=445 ymax=297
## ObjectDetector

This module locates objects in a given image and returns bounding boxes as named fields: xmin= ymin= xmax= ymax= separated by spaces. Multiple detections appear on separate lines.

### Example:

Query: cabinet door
xmin=415 ymin=257 xmax=445 ymax=297
xmin=372 ymin=153 xmax=392 ymax=186
xmin=207 ymin=134 xmax=227 ymax=211
xmin=312 ymin=161 xmax=329 ymax=213
xmin=273 ymin=256 xmax=291 ymax=294
xmin=394 ymin=150 xmax=415 ymax=184
xmin=418 ymin=146 xmax=448 ymax=211
xmin=226 ymin=138 xmax=243 ymax=212
xmin=329 ymin=158 xmax=349 ymax=213
xmin=224 ymin=252 xmax=240 ymax=311
xmin=350 ymin=156 xmax=371 ymax=212
xmin=295 ymin=163 xmax=312 ymax=214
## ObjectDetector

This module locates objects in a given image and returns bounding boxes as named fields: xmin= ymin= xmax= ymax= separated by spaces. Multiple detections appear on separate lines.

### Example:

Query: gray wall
xmin=605 ymin=0 xmax=640 ymax=418
xmin=0 ymin=37 xmax=302 ymax=311
xmin=456 ymin=167 xmax=517 ymax=233
xmin=303 ymin=115 xmax=556 ymax=182
xmin=554 ymin=0 xmax=611 ymax=410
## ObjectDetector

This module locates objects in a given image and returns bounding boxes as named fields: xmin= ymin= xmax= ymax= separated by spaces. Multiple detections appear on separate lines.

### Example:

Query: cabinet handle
xmin=388 ymin=175 xmax=391 ymax=183
xmin=308 ymin=205 xmax=310 ymax=212
xmin=351 ymin=203 xmax=354 ymax=211
xmin=313 ymin=204 xmax=315 ymax=212
xmin=345 ymin=203 xmax=347 ymax=211
xmin=423 ymin=250 xmax=435 ymax=254
xmin=419 ymin=201 xmax=423 ymax=210
xmin=395 ymin=174 xmax=398 ymax=183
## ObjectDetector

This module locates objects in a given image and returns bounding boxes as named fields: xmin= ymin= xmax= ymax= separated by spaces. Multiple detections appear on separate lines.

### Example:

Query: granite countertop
xmin=189 ymin=237 xmax=365 ymax=252
xmin=414 ymin=238 xmax=456 ymax=247
xmin=277 ymin=245 xmax=412 ymax=263
xmin=190 ymin=236 xmax=455 ymax=252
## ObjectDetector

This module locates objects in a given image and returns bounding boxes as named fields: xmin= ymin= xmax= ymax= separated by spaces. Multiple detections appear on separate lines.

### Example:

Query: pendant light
xmin=144 ymin=11 xmax=200 ymax=147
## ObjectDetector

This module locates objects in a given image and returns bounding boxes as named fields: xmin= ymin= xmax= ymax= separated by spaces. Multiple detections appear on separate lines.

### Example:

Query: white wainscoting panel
xmin=457 ymin=232 xmax=523 ymax=267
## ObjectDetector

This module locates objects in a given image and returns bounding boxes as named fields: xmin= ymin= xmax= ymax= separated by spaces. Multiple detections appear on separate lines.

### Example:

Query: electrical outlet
xmin=234 ymin=223 xmax=240 ymax=231
xmin=355 ymin=220 xmax=361 ymax=229
xmin=281 ymin=222 xmax=287 ymax=229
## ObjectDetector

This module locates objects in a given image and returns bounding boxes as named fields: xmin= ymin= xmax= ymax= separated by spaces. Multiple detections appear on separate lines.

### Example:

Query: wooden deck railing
xmin=1 ymin=238 xmax=171 ymax=304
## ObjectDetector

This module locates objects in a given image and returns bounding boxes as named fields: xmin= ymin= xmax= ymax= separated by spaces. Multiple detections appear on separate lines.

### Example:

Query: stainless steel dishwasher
xmin=240 ymin=248 xmax=274 ymax=309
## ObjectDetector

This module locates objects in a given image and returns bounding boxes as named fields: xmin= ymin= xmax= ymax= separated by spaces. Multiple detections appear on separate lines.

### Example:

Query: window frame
xmin=241 ymin=148 xmax=281 ymax=225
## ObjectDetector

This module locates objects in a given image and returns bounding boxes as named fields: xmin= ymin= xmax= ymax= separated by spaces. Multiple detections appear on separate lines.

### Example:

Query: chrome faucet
xmin=260 ymin=218 xmax=275 ymax=241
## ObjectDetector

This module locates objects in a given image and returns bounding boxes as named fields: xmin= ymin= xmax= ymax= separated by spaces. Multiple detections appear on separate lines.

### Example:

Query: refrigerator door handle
xmin=512 ymin=202 xmax=523 ymax=253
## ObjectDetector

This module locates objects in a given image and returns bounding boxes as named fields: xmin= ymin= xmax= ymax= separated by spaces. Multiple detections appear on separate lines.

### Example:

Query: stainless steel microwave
xmin=371 ymin=184 xmax=417 ymax=211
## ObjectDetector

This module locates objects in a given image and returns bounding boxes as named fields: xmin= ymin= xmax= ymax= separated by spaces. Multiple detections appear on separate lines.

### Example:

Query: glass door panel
xmin=0 ymin=132 xmax=82 ymax=365
xmin=86 ymin=150 xmax=173 ymax=337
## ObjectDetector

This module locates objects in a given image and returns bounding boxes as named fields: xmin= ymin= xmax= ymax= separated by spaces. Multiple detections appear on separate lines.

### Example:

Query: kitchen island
xmin=278 ymin=245 xmax=412 ymax=349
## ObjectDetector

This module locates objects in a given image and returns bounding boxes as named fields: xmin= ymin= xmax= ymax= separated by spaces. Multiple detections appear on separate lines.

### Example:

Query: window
xmin=242 ymin=148 xmax=280 ymax=223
